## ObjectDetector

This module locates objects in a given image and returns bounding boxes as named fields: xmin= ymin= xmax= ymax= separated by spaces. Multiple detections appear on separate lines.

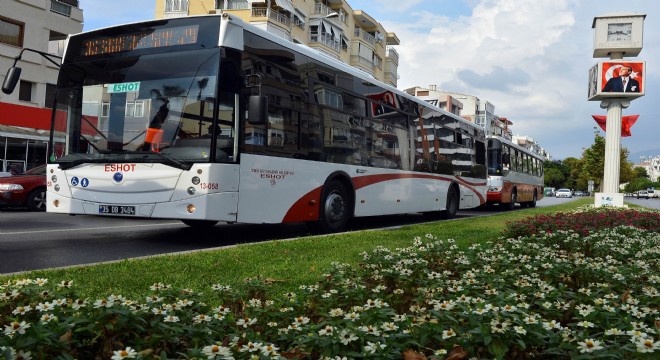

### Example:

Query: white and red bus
xmin=4 ymin=14 xmax=487 ymax=232
xmin=486 ymin=135 xmax=544 ymax=209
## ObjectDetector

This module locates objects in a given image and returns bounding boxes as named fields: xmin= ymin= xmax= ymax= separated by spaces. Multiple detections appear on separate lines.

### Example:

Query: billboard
xmin=588 ymin=60 xmax=645 ymax=101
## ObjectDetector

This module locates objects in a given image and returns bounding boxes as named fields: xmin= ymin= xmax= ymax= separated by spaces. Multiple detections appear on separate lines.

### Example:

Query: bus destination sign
xmin=81 ymin=25 xmax=199 ymax=56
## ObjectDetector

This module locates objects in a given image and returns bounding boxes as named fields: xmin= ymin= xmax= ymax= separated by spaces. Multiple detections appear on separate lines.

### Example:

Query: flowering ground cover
xmin=1 ymin=206 xmax=659 ymax=359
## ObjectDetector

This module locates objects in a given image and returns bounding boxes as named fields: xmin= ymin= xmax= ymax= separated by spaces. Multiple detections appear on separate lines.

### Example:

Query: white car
xmin=555 ymin=188 xmax=573 ymax=198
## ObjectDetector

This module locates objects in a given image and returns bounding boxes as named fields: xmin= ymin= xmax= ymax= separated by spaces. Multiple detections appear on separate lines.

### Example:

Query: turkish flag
xmin=591 ymin=115 xmax=639 ymax=137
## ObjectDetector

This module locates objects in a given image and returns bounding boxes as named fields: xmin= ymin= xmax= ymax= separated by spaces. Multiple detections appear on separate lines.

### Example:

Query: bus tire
xmin=528 ymin=190 xmax=538 ymax=208
xmin=181 ymin=219 xmax=218 ymax=228
xmin=505 ymin=189 xmax=517 ymax=211
xmin=27 ymin=187 xmax=47 ymax=211
xmin=313 ymin=180 xmax=351 ymax=233
xmin=439 ymin=184 xmax=459 ymax=219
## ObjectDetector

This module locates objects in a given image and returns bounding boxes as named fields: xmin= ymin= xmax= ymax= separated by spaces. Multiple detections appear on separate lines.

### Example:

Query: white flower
xmin=202 ymin=344 xmax=234 ymax=359
xmin=635 ymin=337 xmax=660 ymax=353
xmin=577 ymin=339 xmax=604 ymax=353
xmin=261 ymin=343 xmax=279 ymax=357
xmin=319 ymin=325 xmax=334 ymax=336
xmin=442 ymin=328 xmax=456 ymax=339
xmin=111 ymin=347 xmax=137 ymax=360
xmin=239 ymin=341 xmax=262 ymax=353
xmin=364 ymin=341 xmax=386 ymax=354
xmin=163 ymin=315 xmax=180 ymax=323
xmin=236 ymin=317 xmax=257 ymax=328
xmin=338 ymin=330 xmax=358 ymax=345
xmin=4 ymin=321 xmax=30 ymax=336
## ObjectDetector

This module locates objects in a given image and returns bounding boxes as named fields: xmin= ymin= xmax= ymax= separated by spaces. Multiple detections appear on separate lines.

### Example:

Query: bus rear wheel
xmin=312 ymin=180 xmax=351 ymax=233
xmin=527 ymin=191 xmax=538 ymax=208
xmin=440 ymin=185 xmax=459 ymax=219
xmin=505 ymin=189 xmax=517 ymax=211
xmin=181 ymin=220 xmax=218 ymax=228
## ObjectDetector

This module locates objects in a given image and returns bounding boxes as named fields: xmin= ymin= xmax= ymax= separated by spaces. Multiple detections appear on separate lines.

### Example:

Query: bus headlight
xmin=51 ymin=175 xmax=57 ymax=182
xmin=187 ymin=187 xmax=196 ymax=195
xmin=187 ymin=204 xmax=196 ymax=213
xmin=191 ymin=176 xmax=200 ymax=185
xmin=54 ymin=184 xmax=60 ymax=191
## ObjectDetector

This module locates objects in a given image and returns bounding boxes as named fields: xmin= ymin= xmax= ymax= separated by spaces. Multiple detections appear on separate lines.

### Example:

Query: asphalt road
xmin=1 ymin=196 xmax=628 ymax=275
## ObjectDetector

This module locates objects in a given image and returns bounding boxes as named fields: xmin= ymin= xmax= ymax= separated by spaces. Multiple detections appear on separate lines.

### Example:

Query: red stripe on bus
xmin=282 ymin=187 xmax=323 ymax=223
xmin=283 ymin=173 xmax=487 ymax=222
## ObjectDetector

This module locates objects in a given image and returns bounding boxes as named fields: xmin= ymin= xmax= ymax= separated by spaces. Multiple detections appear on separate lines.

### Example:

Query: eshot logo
xmin=107 ymin=82 xmax=140 ymax=93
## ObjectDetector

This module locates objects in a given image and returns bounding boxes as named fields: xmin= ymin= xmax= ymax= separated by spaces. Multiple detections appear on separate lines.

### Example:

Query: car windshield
xmin=51 ymin=49 xmax=237 ymax=170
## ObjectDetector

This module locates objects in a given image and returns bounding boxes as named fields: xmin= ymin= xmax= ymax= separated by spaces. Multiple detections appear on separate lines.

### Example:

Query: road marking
xmin=0 ymin=222 xmax=182 ymax=236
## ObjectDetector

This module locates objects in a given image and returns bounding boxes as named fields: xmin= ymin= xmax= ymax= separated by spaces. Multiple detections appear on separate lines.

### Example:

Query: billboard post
xmin=589 ymin=13 xmax=646 ymax=207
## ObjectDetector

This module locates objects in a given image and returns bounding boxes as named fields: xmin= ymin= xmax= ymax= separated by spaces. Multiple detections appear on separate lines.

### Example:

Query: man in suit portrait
xmin=602 ymin=65 xmax=639 ymax=93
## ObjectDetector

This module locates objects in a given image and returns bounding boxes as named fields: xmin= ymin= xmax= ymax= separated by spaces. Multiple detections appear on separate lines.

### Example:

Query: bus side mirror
xmin=2 ymin=67 xmax=22 ymax=94
xmin=248 ymin=95 xmax=268 ymax=124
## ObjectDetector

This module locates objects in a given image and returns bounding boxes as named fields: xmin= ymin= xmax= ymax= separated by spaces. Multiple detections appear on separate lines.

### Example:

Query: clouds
xmin=370 ymin=0 xmax=658 ymax=159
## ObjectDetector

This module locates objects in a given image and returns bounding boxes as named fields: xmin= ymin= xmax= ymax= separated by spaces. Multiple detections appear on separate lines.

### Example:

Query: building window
xmin=19 ymin=80 xmax=33 ymax=102
xmin=165 ymin=0 xmax=189 ymax=12
xmin=101 ymin=102 xmax=110 ymax=117
xmin=45 ymin=84 xmax=57 ymax=108
xmin=50 ymin=0 xmax=72 ymax=17
xmin=0 ymin=16 xmax=23 ymax=47
xmin=125 ymin=101 xmax=145 ymax=117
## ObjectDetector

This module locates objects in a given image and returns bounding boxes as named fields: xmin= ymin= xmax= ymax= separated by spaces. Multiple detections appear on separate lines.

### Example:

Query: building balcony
xmin=354 ymin=28 xmax=376 ymax=47
xmin=310 ymin=33 xmax=340 ymax=53
xmin=350 ymin=55 xmax=375 ymax=76
xmin=386 ymin=47 xmax=399 ymax=65
xmin=313 ymin=3 xmax=336 ymax=18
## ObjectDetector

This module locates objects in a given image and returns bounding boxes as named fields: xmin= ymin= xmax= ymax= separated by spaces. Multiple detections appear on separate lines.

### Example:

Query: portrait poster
xmin=588 ymin=61 xmax=645 ymax=101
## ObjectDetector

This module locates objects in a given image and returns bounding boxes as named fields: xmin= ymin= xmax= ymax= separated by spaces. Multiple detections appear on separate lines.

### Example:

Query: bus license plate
xmin=99 ymin=205 xmax=136 ymax=215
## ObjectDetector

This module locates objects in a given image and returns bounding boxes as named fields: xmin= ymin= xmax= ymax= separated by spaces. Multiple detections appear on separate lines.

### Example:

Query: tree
xmin=544 ymin=167 xmax=565 ymax=189
xmin=579 ymin=133 xmax=634 ymax=192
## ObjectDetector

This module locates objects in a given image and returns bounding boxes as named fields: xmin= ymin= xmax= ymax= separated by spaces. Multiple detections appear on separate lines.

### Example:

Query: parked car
xmin=635 ymin=190 xmax=649 ymax=199
xmin=647 ymin=189 xmax=658 ymax=198
xmin=574 ymin=190 xmax=585 ymax=196
xmin=0 ymin=164 xmax=47 ymax=211
xmin=555 ymin=188 xmax=573 ymax=198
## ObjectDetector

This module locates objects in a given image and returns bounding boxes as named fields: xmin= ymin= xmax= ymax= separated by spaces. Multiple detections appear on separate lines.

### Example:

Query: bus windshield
xmin=51 ymin=48 xmax=237 ymax=169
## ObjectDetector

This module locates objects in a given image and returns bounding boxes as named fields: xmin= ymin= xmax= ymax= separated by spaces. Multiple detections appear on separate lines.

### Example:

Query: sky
xmin=79 ymin=0 xmax=660 ymax=161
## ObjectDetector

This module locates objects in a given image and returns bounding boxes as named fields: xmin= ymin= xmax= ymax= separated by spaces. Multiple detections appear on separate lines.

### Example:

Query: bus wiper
xmin=147 ymin=152 xmax=192 ymax=170
xmin=58 ymin=157 xmax=105 ymax=170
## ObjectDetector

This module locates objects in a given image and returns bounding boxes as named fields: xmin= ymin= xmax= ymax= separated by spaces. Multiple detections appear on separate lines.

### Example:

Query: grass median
xmin=1 ymin=198 xmax=594 ymax=303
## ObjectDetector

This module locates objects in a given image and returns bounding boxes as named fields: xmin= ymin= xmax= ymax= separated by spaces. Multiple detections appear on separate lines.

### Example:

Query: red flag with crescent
xmin=591 ymin=115 xmax=639 ymax=137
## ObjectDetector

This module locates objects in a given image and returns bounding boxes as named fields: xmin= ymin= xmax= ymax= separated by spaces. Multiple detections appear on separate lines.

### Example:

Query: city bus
xmin=3 ymin=14 xmax=487 ymax=232
xmin=486 ymin=135 xmax=544 ymax=209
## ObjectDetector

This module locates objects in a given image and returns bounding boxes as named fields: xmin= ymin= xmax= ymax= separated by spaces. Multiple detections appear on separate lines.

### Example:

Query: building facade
xmin=154 ymin=0 xmax=400 ymax=87
xmin=0 ymin=0 xmax=83 ymax=173
xmin=637 ymin=155 xmax=660 ymax=182
xmin=405 ymin=85 xmax=551 ymax=160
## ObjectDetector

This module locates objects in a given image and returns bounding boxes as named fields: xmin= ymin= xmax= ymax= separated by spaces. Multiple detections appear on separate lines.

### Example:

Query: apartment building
xmin=406 ymin=85 xmax=551 ymax=160
xmin=637 ymin=155 xmax=660 ymax=182
xmin=154 ymin=0 xmax=400 ymax=87
xmin=0 ymin=0 xmax=83 ymax=173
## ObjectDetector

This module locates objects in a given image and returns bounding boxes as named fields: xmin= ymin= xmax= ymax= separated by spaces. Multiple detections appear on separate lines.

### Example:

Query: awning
xmin=272 ymin=0 xmax=294 ymax=14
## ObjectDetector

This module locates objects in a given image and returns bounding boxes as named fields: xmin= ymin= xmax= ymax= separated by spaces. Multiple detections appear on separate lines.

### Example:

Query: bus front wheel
xmin=313 ymin=180 xmax=351 ymax=233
